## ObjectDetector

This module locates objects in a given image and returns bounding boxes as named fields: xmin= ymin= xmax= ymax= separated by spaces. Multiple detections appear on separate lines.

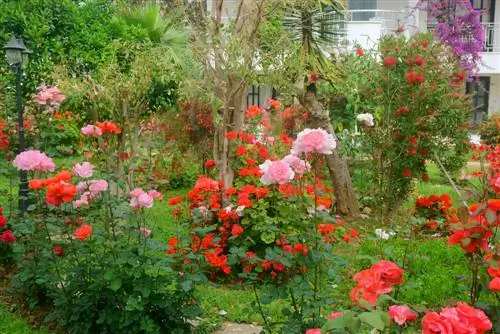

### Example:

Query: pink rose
xmin=89 ymin=179 xmax=108 ymax=195
xmin=305 ymin=329 xmax=321 ymax=334
xmin=291 ymin=128 xmax=336 ymax=155
xmin=283 ymin=154 xmax=311 ymax=176
xmin=137 ymin=193 xmax=153 ymax=208
xmin=259 ymin=159 xmax=295 ymax=185
xmin=388 ymin=305 xmax=417 ymax=326
xmin=12 ymin=150 xmax=55 ymax=172
xmin=147 ymin=189 xmax=163 ymax=200
xmin=139 ymin=227 xmax=152 ymax=237
xmin=73 ymin=162 xmax=94 ymax=178
xmin=81 ymin=125 xmax=103 ymax=137
xmin=130 ymin=188 xmax=144 ymax=197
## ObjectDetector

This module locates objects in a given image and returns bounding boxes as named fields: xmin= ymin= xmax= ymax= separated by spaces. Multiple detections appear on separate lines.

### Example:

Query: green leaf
xmin=260 ymin=231 xmax=276 ymax=244
xmin=359 ymin=312 xmax=385 ymax=330
xmin=181 ymin=280 xmax=193 ymax=292
xmin=461 ymin=237 xmax=471 ymax=247
xmin=109 ymin=278 xmax=122 ymax=292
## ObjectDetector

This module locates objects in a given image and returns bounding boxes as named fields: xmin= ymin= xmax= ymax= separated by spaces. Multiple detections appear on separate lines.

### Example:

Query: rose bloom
xmin=291 ymin=128 xmax=337 ymax=155
xmin=137 ymin=193 xmax=153 ymax=209
xmin=29 ymin=179 xmax=45 ymax=190
xmin=13 ymin=150 xmax=55 ymax=172
xmin=328 ymin=312 xmax=343 ymax=320
xmin=89 ymin=179 xmax=108 ymax=195
xmin=283 ymin=154 xmax=311 ymax=176
xmin=455 ymin=302 xmax=492 ymax=333
xmin=139 ymin=227 xmax=152 ymax=238
xmin=305 ymin=329 xmax=321 ymax=334
xmin=259 ymin=159 xmax=295 ymax=185
xmin=1 ymin=230 xmax=15 ymax=243
xmin=489 ymin=277 xmax=500 ymax=291
xmin=74 ymin=224 xmax=92 ymax=241
xmin=147 ymin=189 xmax=163 ymax=200
xmin=205 ymin=159 xmax=216 ymax=169
xmin=356 ymin=113 xmax=374 ymax=127
xmin=72 ymin=162 xmax=94 ymax=178
xmin=81 ymin=124 xmax=103 ymax=137
xmin=422 ymin=312 xmax=453 ymax=334
xmin=372 ymin=260 xmax=405 ymax=284
xmin=388 ymin=305 xmax=417 ymax=325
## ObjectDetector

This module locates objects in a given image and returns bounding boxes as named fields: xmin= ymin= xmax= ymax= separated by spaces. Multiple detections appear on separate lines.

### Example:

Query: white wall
xmin=489 ymin=74 xmax=500 ymax=115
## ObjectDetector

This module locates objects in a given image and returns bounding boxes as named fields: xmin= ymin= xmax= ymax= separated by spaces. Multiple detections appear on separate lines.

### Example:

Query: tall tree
xmin=283 ymin=0 xmax=360 ymax=216
xmin=187 ymin=0 xmax=276 ymax=187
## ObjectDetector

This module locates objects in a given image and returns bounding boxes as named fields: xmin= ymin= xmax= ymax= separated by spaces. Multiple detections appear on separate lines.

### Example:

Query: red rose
xmin=236 ymin=146 xmax=248 ymax=156
xmin=372 ymin=260 xmax=404 ymax=284
xmin=422 ymin=312 xmax=454 ymax=334
xmin=74 ymin=224 xmax=92 ymax=241
xmin=231 ymin=224 xmax=244 ymax=236
xmin=1 ymin=229 xmax=15 ymax=243
xmin=455 ymin=302 xmax=492 ymax=333
xmin=52 ymin=246 xmax=65 ymax=257
xmin=29 ymin=179 xmax=45 ymax=190
xmin=489 ymin=277 xmax=500 ymax=291
xmin=356 ymin=47 xmax=364 ymax=56
xmin=205 ymin=160 xmax=216 ymax=169
xmin=402 ymin=169 xmax=412 ymax=177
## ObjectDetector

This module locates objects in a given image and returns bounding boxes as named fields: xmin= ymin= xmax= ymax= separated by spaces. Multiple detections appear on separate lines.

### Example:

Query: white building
xmin=341 ymin=0 xmax=499 ymax=125
xmin=205 ymin=0 xmax=500 ymax=124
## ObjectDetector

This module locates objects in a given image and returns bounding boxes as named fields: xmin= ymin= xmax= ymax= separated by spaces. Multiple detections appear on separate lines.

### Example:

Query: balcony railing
xmin=330 ymin=9 xmax=417 ymax=36
xmin=427 ymin=22 xmax=500 ymax=53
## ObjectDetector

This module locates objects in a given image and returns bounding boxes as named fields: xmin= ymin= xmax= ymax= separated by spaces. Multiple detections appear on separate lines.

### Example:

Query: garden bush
xmin=330 ymin=33 xmax=470 ymax=218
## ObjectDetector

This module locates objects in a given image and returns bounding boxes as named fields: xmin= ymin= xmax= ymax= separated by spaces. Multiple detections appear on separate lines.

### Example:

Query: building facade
xmin=204 ymin=0 xmax=499 ymax=123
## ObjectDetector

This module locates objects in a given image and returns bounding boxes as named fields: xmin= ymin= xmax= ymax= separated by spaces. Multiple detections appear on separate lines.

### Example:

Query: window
xmin=247 ymin=86 xmax=260 ymax=106
xmin=348 ymin=0 xmax=377 ymax=21
xmin=466 ymin=77 xmax=490 ymax=127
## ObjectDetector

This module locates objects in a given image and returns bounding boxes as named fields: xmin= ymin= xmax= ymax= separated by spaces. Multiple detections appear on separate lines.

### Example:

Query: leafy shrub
xmin=479 ymin=115 xmax=500 ymax=145
xmin=332 ymin=33 xmax=470 ymax=217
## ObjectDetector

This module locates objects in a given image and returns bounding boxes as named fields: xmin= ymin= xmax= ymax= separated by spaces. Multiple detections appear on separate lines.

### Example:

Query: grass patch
xmin=0 ymin=303 xmax=49 ymax=334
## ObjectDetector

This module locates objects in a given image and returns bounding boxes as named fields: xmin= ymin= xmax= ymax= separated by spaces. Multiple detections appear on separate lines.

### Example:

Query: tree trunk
xmin=299 ymin=89 xmax=359 ymax=217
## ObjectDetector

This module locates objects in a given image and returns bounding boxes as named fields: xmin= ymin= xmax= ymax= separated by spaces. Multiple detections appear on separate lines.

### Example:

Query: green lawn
xmin=0 ymin=303 xmax=49 ymax=334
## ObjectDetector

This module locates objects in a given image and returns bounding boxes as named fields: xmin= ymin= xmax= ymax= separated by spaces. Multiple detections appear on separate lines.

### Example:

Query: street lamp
xmin=3 ymin=33 xmax=31 ymax=215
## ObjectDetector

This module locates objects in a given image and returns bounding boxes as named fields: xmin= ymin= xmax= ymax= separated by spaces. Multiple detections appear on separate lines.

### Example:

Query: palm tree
xmin=283 ymin=0 xmax=360 ymax=217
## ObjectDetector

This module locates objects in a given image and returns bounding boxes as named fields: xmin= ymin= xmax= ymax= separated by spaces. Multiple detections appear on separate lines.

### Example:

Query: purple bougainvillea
xmin=417 ymin=0 xmax=485 ymax=76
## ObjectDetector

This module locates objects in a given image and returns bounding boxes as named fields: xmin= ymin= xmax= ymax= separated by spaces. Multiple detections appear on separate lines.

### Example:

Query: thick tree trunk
xmin=299 ymin=89 xmax=359 ymax=217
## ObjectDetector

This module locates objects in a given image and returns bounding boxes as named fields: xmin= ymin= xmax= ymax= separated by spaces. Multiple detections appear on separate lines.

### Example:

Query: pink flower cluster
xmin=130 ymin=188 xmax=162 ymax=209
xmin=291 ymin=128 xmax=336 ymax=156
xmin=283 ymin=154 xmax=311 ymax=176
xmin=34 ymin=85 xmax=65 ymax=109
xmin=259 ymin=160 xmax=295 ymax=185
xmin=72 ymin=162 xmax=94 ymax=178
xmin=81 ymin=125 xmax=102 ymax=137
xmin=73 ymin=179 xmax=108 ymax=208
xmin=12 ymin=150 xmax=55 ymax=172
xmin=422 ymin=302 xmax=492 ymax=334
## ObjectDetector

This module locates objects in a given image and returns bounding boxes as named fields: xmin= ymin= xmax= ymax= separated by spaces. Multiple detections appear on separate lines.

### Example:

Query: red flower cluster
xmin=350 ymin=260 xmax=404 ymax=308
xmin=422 ymin=303 xmax=492 ymax=334
xmin=448 ymin=200 xmax=499 ymax=253
xmin=0 ymin=119 xmax=9 ymax=152
xmin=29 ymin=171 xmax=77 ymax=206
xmin=205 ymin=248 xmax=230 ymax=275
xmin=1 ymin=229 xmax=15 ymax=243
xmin=245 ymin=105 xmax=262 ymax=119
xmin=383 ymin=56 xmax=397 ymax=68
xmin=405 ymin=70 xmax=425 ymax=85
xmin=486 ymin=252 xmax=500 ymax=291
xmin=96 ymin=120 xmax=121 ymax=134
xmin=414 ymin=194 xmax=457 ymax=230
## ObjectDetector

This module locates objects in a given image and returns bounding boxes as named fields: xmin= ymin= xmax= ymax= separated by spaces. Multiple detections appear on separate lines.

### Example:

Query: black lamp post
xmin=3 ymin=33 xmax=31 ymax=215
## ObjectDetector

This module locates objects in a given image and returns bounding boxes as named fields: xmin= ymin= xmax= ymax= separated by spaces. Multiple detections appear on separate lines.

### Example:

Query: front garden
xmin=0 ymin=1 xmax=499 ymax=333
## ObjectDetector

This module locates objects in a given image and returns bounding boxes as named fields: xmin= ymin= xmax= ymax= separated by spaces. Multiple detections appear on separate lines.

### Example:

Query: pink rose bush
xmin=73 ymin=179 xmax=108 ymax=208
xmin=283 ymin=154 xmax=311 ymax=176
xmin=12 ymin=150 xmax=55 ymax=172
